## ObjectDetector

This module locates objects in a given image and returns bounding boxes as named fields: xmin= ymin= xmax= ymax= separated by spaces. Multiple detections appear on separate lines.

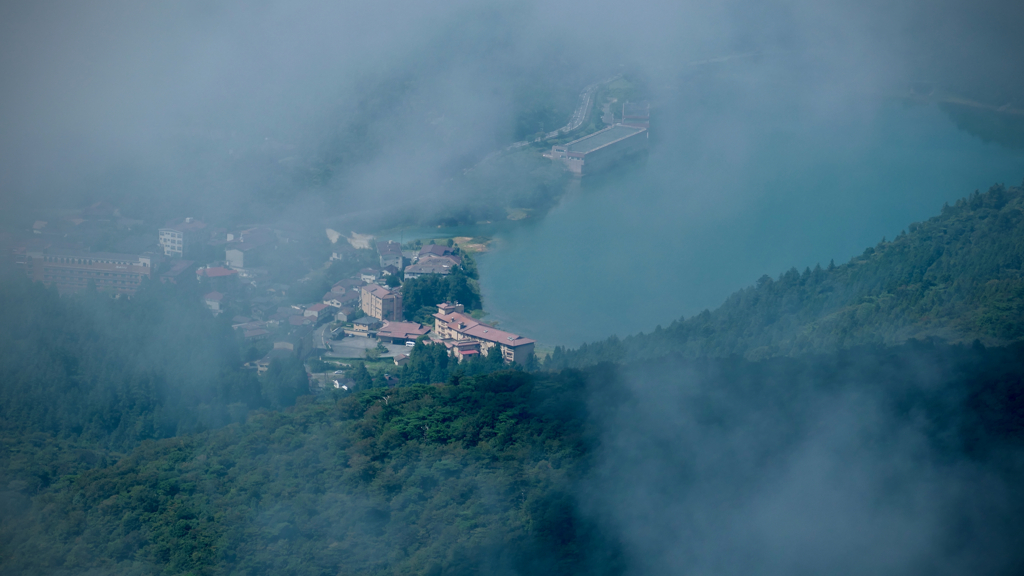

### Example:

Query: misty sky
xmin=3 ymin=0 xmax=1022 ymax=216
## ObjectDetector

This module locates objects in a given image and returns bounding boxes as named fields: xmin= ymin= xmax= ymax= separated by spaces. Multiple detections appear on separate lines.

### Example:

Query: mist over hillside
xmin=2 ymin=1 xmax=1024 ymax=575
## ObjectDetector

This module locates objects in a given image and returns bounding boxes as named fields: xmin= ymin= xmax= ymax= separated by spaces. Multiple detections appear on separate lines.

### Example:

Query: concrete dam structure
xmin=549 ymin=122 xmax=648 ymax=176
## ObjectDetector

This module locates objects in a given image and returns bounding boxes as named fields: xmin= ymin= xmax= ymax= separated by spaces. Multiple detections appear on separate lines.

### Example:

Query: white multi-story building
xmin=159 ymin=218 xmax=207 ymax=258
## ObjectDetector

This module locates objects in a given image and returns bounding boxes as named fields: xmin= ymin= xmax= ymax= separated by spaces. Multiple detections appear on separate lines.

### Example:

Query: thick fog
xmin=3 ymin=0 xmax=1022 ymax=220
xmin=582 ymin=352 xmax=1024 ymax=575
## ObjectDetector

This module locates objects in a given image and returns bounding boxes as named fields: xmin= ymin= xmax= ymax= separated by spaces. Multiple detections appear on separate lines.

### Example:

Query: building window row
xmin=42 ymin=256 xmax=133 ymax=266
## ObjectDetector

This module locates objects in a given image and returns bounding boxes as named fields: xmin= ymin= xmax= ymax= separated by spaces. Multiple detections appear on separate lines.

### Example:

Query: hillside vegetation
xmin=2 ymin=183 xmax=1024 ymax=574
xmin=2 ymin=342 xmax=1023 ymax=575
xmin=0 ymin=277 xmax=307 ymax=452
xmin=547 ymin=183 xmax=1024 ymax=368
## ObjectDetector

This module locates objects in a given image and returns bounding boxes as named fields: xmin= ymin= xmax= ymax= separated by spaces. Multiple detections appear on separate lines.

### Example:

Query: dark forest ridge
xmin=546 ymin=181 xmax=1024 ymax=368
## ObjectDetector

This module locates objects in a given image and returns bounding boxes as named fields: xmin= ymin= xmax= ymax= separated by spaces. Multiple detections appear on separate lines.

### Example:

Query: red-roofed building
xmin=304 ymin=303 xmax=331 ymax=320
xmin=377 ymin=321 xmax=430 ymax=344
xmin=432 ymin=303 xmax=535 ymax=364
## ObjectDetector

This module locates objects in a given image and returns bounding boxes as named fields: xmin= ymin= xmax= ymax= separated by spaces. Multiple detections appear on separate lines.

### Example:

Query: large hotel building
xmin=23 ymin=249 xmax=154 ymax=295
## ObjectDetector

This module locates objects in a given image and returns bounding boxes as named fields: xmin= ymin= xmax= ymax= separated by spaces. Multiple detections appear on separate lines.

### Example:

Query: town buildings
xmin=404 ymin=245 xmax=463 ymax=278
xmin=549 ymin=123 xmax=648 ymax=176
xmin=418 ymin=244 xmax=456 ymax=259
xmin=204 ymin=291 xmax=224 ymax=313
xmin=359 ymin=268 xmax=381 ymax=283
xmin=360 ymin=284 xmax=403 ymax=321
xmin=159 ymin=218 xmax=207 ymax=258
xmin=160 ymin=260 xmax=196 ymax=284
xmin=432 ymin=303 xmax=535 ymax=363
xmin=304 ymin=303 xmax=331 ymax=320
xmin=377 ymin=241 xmax=403 ymax=270
xmin=225 ymin=228 xmax=274 ymax=271
xmin=350 ymin=316 xmax=382 ymax=336
xmin=331 ymin=278 xmax=365 ymax=294
xmin=404 ymin=259 xmax=457 ymax=278
xmin=23 ymin=248 xmax=154 ymax=294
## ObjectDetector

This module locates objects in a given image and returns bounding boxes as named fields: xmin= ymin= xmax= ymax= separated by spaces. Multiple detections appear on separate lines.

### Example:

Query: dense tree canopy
xmin=2 ymin=342 xmax=1023 ymax=575
xmin=0 ymin=274 xmax=302 ymax=451
xmin=401 ymin=270 xmax=482 ymax=324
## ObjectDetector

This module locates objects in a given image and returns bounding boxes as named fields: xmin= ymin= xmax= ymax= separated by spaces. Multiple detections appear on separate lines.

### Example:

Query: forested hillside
xmin=3 ymin=183 xmax=1024 ymax=574
xmin=547 ymin=183 xmax=1024 ymax=368
xmin=2 ymin=342 xmax=1023 ymax=574
xmin=0 ymin=275 xmax=307 ymax=451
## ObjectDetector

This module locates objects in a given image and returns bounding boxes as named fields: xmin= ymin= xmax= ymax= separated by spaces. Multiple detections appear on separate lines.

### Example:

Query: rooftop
xmin=406 ymin=261 xmax=454 ymax=275
xmin=362 ymin=284 xmax=396 ymax=299
xmin=378 ymin=321 xmax=431 ymax=339
xmin=433 ymin=311 xmax=536 ymax=347
xmin=197 ymin=266 xmax=238 ymax=278
xmin=162 ymin=218 xmax=207 ymax=232
xmin=461 ymin=324 xmax=535 ymax=347
xmin=332 ymin=278 xmax=365 ymax=290
xmin=419 ymin=244 xmax=454 ymax=257
xmin=377 ymin=241 xmax=403 ymax=256
xmin=161 ymin=260 xmax=196 ymax=277
xmin=564 ymin=124 xmax=645 ymax=154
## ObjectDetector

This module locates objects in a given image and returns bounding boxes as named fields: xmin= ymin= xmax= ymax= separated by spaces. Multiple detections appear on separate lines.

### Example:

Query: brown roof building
xmin=377 ymin=241 xmax=403 ymax=270
xmin=23 ymin=249 xmax=154 ymax=295
xmin=377 ymin=321 xmax=430 ymax=343
xmin=360 ymin=284 xmax=402 ymax=321
xmin=432 ymin=303 xmax=534 ymax=364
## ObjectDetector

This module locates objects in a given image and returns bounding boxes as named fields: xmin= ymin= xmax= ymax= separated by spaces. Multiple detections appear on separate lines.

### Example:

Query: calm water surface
xmin=476 ymin=94 xmax=1024 ymax=347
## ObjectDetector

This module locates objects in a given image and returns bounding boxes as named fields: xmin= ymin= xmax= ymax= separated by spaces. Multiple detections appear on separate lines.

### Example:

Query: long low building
xmin=377 ymin=321 xmax=431 ymax=344
xmin=24 ymin=249 xmax=153 ymax=294
xmin=550 ymin=123 xmax=648 ymax=175
xmin=432 ymin=303 xmax=535 ymax=364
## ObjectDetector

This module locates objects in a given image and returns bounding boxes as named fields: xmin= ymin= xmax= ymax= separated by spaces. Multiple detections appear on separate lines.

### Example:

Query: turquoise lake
xmin=473 ymin=91 xmax=1024 ymax=347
